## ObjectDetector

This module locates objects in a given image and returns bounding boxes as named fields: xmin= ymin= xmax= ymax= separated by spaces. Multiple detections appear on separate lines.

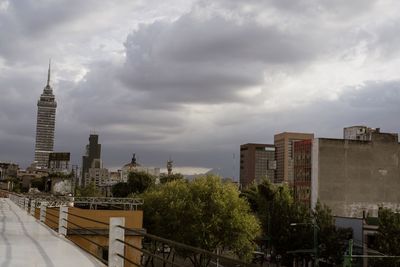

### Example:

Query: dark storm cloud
xmin=0 ymin=0 xmax=97 ymax=62
xmin=208 ymin=80 xmax=400 ymax=176
xmin=0 ymin=68 xmax=41 ymax=131
xmin=0 ymin=65 xmax=57 ymax=165
xmin=210 ymin=0 xmax=376 ymax=16
xmin=120 ymin=12 xmax=321 ymax=104
xmin=55 ymin=0 xmax=400 ymax=174
xmin=272 ymin=80 xmax=400 ymax=137
xmin=0 ymin=0 xmax=400 ymax=177
xmin=143 ymin=16 xmax=314 ymax=64
xmin=123 ymin=81 xmax=400 ymax=175
xmin=341 ymin=80 xmax=400 ymax=110
xmin=317 ymin=0 xmax=377 ymax=17
xmin=8 ymin=1 xmax=94 ymax=35
xmin=366 ymin=19 xmax=400 ymax=59
xmin=66 ymin=61 xmax=187 ymax=130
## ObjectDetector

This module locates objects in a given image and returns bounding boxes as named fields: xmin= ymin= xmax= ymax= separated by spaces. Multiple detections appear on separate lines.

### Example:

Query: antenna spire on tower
xmin=47 ymin=59 xmax=51 ymax=86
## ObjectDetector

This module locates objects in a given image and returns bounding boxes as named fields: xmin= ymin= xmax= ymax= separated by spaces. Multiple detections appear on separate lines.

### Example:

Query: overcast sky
xmin=1 ymin=0 xmax=400 ymax=178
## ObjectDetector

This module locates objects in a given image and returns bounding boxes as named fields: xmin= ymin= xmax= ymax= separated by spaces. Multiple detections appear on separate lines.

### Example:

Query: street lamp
xmin=290 ymin=222 xmax=320 ymax=267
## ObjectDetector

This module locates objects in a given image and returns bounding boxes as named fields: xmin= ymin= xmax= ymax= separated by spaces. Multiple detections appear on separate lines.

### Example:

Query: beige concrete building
xmin=344 ymin=125 xmax=382 ymax=141
xmin=85 ymin=167 xmax=109 ymax=187
xmin=274 ymin=132 xmax=314 ymax=184
xmin=109 ymin=170 xmax=122 ymax=183
xmin=312 ymin=129 xmax=400 ymax=218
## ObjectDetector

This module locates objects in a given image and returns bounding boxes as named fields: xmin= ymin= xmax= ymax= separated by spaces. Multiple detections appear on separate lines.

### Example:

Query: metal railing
xmin=7 ymin=192 xmax=257 ymax=267
xmin=73 ymin=197 xmax=143 ymax=210
xmin=8 ymin=192 xmax=112 ymax=265
xmin=114 ymin=226 xmax=259 ymax=267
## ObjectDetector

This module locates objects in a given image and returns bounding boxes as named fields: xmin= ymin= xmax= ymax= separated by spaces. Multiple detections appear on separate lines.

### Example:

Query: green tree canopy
xmin=127 ymin=171 xmax=155 ymax=194
xmin=370 ymin=208 xmax=400 ymax=267
xmin=111 ymin=182 xmax=130 ymax=197
xmin=75 ymin=182 xmax=102 ymax=197
xmin=375 ymin=208 xmax=400 ymax=255
xmin=241 ymin=179 xmax=351 ymax=266
xmin=241 ymin=180 xmax=309 ymax=259
xmin=31 ymin=177 xmax=46 ymax=191
xmin=111 ymin=171 xmax=156 ymax=197
xmin=313 ymin=202 xmax=352 ymax=265
xmin=141 ymin=174 xmax=260 ymax=264
xmin=159 ymin=173 xmax=184 ymax=184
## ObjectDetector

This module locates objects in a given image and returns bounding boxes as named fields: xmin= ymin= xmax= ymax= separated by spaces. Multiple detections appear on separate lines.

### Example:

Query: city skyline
xmin=1 ymin=1 xmax=400 ymax=177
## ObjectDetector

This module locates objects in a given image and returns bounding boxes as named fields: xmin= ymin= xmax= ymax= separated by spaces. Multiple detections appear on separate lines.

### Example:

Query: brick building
xmin=293 ymin=140 xmax=312 ymax=207
xmin=274 ymin=132 xmax=314 ymax=184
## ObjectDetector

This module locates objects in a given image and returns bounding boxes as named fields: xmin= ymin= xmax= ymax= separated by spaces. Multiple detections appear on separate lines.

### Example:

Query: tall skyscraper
xmin=239 ymin=143 xmax=276 ymax=188
xmin=274 ymin=132 xmax=314 ymax=184
xmin=82 ymin=134 xmax=101 ymax=186
xmin=34 ymin=62 xmax=57 ymax=169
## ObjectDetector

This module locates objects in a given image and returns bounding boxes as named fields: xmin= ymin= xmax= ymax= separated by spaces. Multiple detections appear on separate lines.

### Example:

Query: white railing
xmin=8 ymin=192 xmax=128 ymax=267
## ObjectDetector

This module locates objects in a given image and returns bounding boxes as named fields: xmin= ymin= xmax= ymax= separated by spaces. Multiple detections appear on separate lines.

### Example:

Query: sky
xmin=1 ymin=0 xmax=400 ymax=178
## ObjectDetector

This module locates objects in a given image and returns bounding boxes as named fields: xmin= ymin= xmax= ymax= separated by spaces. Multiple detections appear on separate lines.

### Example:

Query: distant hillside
xmin=183 ymin=168 xmax=238 ymax=182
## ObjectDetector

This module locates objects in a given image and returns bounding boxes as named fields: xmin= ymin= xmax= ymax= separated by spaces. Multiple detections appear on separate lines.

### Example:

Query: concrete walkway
xmin=0 ymin=198 xmax=106 ymax=267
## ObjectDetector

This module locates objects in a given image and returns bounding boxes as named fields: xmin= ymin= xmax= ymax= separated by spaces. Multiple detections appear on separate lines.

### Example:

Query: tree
xmin=241 ymin=179 xmax=351 ymax=266
xmin=374 ymin=208 xmax=400 ymax=255
xmin=141 ymin=174 xmax=260 ymax=265
xmin=160 ymin=173 xmax=184 ymax=184
xmin=31 ymin=177 xmax=46 ymax=191
xmin=241 ymin=179 xmax=309 ymax=263
xmin=11 ymin=179 xmax=22 ymax=193
xmin=370 ymin=208 xmax=400 ymax=267
xmin=75 ymin=183 xmax=102 ymax=197
xmin=127 ymin=171 xmax=155 ymax=194
xmin=313 ymin=202 xmax=352 ymax=265
xmin=111 ymin=182 xmax=130 ymax=197
xmin=111 ymin=171 xmax=156 ymax=197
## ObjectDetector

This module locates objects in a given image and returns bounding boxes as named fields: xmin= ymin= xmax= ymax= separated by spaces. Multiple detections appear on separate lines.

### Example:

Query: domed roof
xmin=123 ymin=153 xmax=141 ymax=168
